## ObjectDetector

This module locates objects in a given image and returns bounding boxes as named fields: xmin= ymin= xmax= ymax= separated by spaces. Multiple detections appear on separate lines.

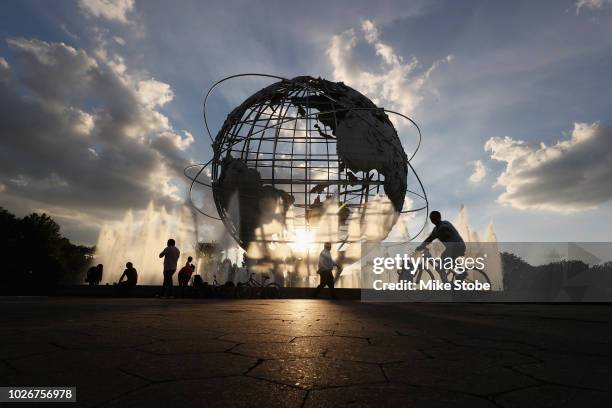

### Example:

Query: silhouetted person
xmin=178 ymin=256 xmax=195 ymax=298
xmin=86 ymin=264 xmax=103 ymax=286
xmin=313 ymin=242 xmax=340 ymax=299
xmin=228 ymin=263 xmax=238 ymax=284
xmin=416 ymin=210 xmax=466 ymax=279
xmin=158 ymin=239 xmax=180 ymax=298
xmin=96 ymin=264 xmax=103 ymax=284
xmin=117 ymin=262 xmax=138 ymax=296
xmin=86 ymin=266 xmax=96 ymax=286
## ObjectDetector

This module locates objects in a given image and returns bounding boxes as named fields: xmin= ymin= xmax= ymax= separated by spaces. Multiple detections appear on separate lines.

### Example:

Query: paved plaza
xmin=1 ymin=298 xmax=612 ymax=407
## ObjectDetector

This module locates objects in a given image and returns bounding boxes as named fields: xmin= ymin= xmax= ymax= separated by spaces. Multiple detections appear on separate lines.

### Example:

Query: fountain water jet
xmin=94 ymin=202 xmax=198 ymax=284
xmin=454 ymin=205 xmax=503 ymax=290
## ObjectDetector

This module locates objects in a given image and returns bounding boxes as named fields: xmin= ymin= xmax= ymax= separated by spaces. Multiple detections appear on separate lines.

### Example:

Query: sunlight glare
xmin=290 ymin=227 xmax=316 ymax=252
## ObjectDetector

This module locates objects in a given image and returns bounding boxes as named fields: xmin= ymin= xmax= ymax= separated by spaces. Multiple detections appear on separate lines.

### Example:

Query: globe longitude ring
xmin=185 ymin=74 xmax=428 ymax=250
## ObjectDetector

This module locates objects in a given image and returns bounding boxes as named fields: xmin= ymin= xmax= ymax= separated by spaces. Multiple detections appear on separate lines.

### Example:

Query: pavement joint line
xmin=467 ymin=312 xmax=612 ymax=324
xmin=119 ymin=368 xmax=245 ymax=384
xmin=434 ymin=338 xmax=543 ymax=362
xmin=486 ymin=382 xmax=550 ymax=399
xmin=485 ymin=395 xmax=506 ymax=408
xmin=245 ymin=372 xmax=315 ymax=391
xmin=447 ymin=335 xmax=612 ymax=359
xmin=506 ymin=365 xmax=612 ymax=395
xmin=0 ymin=358 xmax=18 ymax=372
xmin=490 ymin=383 xmax=611 ymax=405
xmin=224 ymin=349 xmax=272 ymax=360
xmin=381 ymin=377 xmax=528 ymax=402
xmin=331 ymin=334 xmax=370 ymax=340
xmin=299 ymin=389 xmax=310 ymax=408
xmin=244 ymin=358 xmax=265 ymax=375
xmin=92 ymin=375 xmax=288 ymax=407
xmin=439 ymin=334 xmax=548 ymax=350
xmin=223 ymin=343 xmax=242 ymax=352
xmin=314 ymin=355 xmax=383 ymax=365
xmin=117 ymin=367 xmax=154 ymax=384
xmin=378 ymin=362 xmax=390 ymax=382
xmin=262 ymin=375 xmax=394 ymax=392
xmin=531 ymin=348 xmax=612 ymax=359
xmin=5 ymin=346 xmax=69 ymax=364
xmin=90 ymin=379 xmax=153 ymax=408
xmin=417 ymin=348 xmax=436 ymax=359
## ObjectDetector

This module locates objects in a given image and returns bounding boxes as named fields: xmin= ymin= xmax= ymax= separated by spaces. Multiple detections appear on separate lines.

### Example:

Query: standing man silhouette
xmin=159 ymin=239 xmax=180 ymax=298
xmin=313 ymin=242 xmax=340 ymax=299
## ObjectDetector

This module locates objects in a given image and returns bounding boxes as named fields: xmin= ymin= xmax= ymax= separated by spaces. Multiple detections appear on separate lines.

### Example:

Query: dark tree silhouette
xmin=0 ymin=207 xmax=94 ymax=294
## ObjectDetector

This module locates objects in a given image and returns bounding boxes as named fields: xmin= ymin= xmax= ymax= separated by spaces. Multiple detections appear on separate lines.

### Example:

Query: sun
xmin=290 ymin=227 xmax=317 ymax=253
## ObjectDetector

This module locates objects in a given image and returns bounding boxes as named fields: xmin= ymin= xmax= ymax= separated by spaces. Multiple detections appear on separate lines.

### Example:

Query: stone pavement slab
xmin=249 ymin=356 xmax=386 ymax=389
xmin=304 ymin=382 xmax=498 ymax=408
xmin=1 ymin=298 xmax=612 ymax=407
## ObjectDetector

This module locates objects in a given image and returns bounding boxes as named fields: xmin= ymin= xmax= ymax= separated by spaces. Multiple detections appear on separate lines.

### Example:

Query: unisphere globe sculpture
xmin=186 ymin=75 xmax=427 ymax=253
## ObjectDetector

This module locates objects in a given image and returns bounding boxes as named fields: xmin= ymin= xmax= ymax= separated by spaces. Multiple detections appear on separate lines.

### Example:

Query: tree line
xmin=0 ymin=207 xmax=94 ymax=294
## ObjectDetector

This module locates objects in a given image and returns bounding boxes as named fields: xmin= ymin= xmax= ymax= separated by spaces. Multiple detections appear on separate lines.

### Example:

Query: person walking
xmin=158 ymin=239 xmax=180 ymax=298
xmin=312 ymin=242 xmax=341 ymax=299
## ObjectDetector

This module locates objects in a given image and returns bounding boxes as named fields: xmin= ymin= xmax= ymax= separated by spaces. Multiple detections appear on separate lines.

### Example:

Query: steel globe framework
xmin=185 ymin=74 xmax=428 ymax=252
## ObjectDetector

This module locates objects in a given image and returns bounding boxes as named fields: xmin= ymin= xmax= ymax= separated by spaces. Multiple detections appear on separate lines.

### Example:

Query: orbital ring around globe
xmin=185 ymin=74 xmax=429 ymax=250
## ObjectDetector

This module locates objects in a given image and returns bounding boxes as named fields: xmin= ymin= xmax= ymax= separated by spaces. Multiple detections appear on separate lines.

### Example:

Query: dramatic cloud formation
xmin=327 ymin=19 xmax=452 ymax=115
xmin=469 ymin=160 xmax=487 ymax=184
xmin=79 ymin=0 xmax=134 ymax=23
xmin=575 ymin=0 xmax=612 ymax=14
xmin=485 ymin=122 xmax=612 ymax=212
xmin=1 ymin=0 xmax=611 ymax=244
xmin=0 ymin=37 xmax=193 ymax=235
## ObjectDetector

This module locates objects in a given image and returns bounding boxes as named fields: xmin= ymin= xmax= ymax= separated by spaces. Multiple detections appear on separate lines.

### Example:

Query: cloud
xmin=575 ymin=0 xmax=612 ymax=14
xmin=79 ymin=0 xmax=134 ymax=24
xmin=149 ymin=130 xmax=194 ymax=174
xmin=0 ymin=57 xmax=9 ymax=82
xmin=6 ymin=38 xmax=98 ymax=102
xmin=0 ymin=37 xmax=193 ymax=231
xmin=327 ymin=19 xmax=452 ymax=115
xmin=137 ymin=78 xmax=174 ymax=108
xmin=113 ymin=36 xmax=126 ymax=46
xmin=469 ymin=160 xmax=487 ymax=184
xmin=485 ymin=122 xmax=612 ymax=212
xmin=60 ymin=24 xmax=80 ymax=41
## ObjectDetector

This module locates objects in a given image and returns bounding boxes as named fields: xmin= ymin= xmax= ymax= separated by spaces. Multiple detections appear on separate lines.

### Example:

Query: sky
xmin=0 ymin=0 xmax=611 ymax=245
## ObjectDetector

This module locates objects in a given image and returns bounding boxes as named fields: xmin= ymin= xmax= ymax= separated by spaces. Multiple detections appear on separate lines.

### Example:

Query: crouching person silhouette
xmin=177 ymin=256 xmax=195 ymax=298
xmin=86 ymin=264 xmax=103 ymax=286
